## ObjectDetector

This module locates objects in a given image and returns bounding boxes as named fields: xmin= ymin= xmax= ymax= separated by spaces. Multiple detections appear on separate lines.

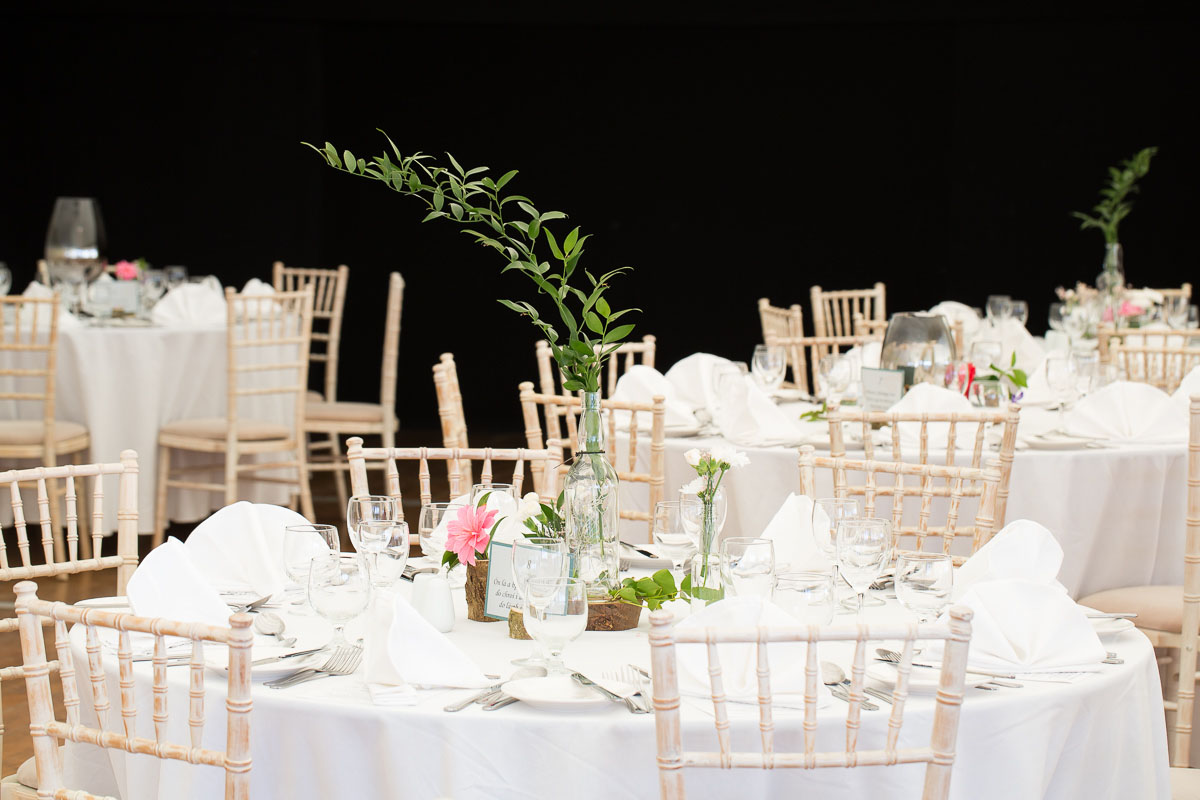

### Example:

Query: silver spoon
xmin=820 ymin=662 xmax=886 ymax=708
xmin=254 ymin=611 xmax=297 ymax=648
xmin=229 ymin=594 xmax=273 ymax=614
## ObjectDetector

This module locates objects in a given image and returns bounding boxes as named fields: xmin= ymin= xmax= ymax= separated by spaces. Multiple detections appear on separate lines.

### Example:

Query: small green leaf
xmin=544 ymin=229 xmax=564 ymax=260
xmin=603 ymin=323 xmax=635 ymax=344
xmin=447 ymin=152 xmax=465 ymax=176
xmin=496 ymin=169 xmax=518 ymax=189
xmin=596 ymin=297 xmax=611 ymax=318
xmin=584 ymin=311 xmax=603 ymax=334
xmin=450 ymin=202 xmax=464 ymax=220
xmin=476 ymin=491 xmax=491 ymax=508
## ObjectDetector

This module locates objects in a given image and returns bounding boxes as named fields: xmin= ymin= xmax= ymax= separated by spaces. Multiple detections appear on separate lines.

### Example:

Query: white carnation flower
xmin=681 ymin=477 xmax=707 ymax=495
xmin=518 ymin=492 xmax=543 ymax=520
xmin=710 ymin=444 xmax=749 ymax=469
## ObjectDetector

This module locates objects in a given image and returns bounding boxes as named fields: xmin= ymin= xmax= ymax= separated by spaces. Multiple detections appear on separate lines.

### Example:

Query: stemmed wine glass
xmin=510 ymin=537 xmax=568 ymax=666
xmin=1048 ymin=302 xmax=1066 ymax=334
xmin=0 ymin=262 xmax=11 ymax=296
xmin=282 ymin=524 xmax=339 ymax=610
xmin=720 ymin=537 xmax=776 ymax=599
xmin=523 ymin=576 xmax=588 ymax=675
xmin=751 ymin=344 xmax=787 ymax=394
xmin=653 ymin=500 xmax=700 ymax=572
xmin=357 ymin=519 xmax=410 ymax=591
xmin=985 ymin=295 xmax=1012 ymax=326
xmin=835 ymin=518 xmax=890 ymax=617
xmin=308 ymin=553 xmax=370 ymax=649
xmin=417 ymin=502 xmax=463 ymax=560
xmin=44 ymin=197 xmax=106 ymax=314
xmin=165 ymin=265 xmax=189 ymax=290
xmin=895 ymin=552 xmax=953 ymax=623
xmin=817 ymin=354 xmax=852 ymax=404
xmin=1045 ymin=352 xmax=1077 ymax=432
xmin=811 ymin=498 xmax=859 ymax=612
xmin=470 ymin=483 xmax=516 ymax=506
xmin=1166 ymin=296 xmax=1189 ymax=330
xmin=1010 ymin=300 xmax=1029 ymax=327
xmin=679 ymin=485 xmax=727 ymax=537
xmin=346 ymin=495 xmax=400 ymax=551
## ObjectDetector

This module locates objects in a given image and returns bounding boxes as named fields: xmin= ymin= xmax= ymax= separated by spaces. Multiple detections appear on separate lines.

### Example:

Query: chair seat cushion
xmin=0 ymin=419 xmax=88 ymax=445
xmin=159 ymin=417 xmax=291 ymax=440
xmin=13 ymin=746 xmax=65 ymax=789
xmin=305 ymin=401 xmax=384 ymax=424
xmin=1078 ymin=585 xmax=1183 ymax=633
xmin=1172 ymin=767 xmax=1200 ymax=799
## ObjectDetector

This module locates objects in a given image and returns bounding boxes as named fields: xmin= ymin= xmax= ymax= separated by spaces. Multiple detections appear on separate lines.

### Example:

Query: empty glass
xmin=817 ymin=354 xmax=852 ymax=403
xmin=1048 ymin=302 xmax=1066 ymax=333
xmin=774 ymin=571 xmax=835 ymax=625
xmin=720 ymin=538 xmax=776 ymax=599
xmin=346 ymin=495 xmax=400 ymax=552
xmin=308 ymin=553 xmax=370 ymax=649
xmin=165 ymin=265 xmax=189 ymax=290
xmin=653 ymin=500 xmax=700 ymax=571
xmin=141 ymin=269 xmax=167 ymax=309
xmin=1166 ymin=296 xmax=1189 ymax=330
xmin=1071 ymin=350 xmax=1101 ymax=397
xmin=282 ymin=524 xmax=339 ymax=608
xmin=357 ymin=519 xmax=410 ymax=590
xmin=510 ymin=537 xmax=569 ymax=666
xmin=471 ymin=483 xmax=516 ymax=507
xmin=1010 ymin=300 xmax=1029 ymax=327
xmin=835 ymin=518 xmax=890 ymax=616
xmin=45 ymin=197 xmax=106 ymax=314
xmin=678 ymin=485 xmax=727 ymax=539
xmin=0 ymin=262 xmax=11 ymax=296
xmin=968 ymin=340 xmax=1002 ymax=371
xmin=751 ymin=344 xmax=787 ymax=394
xmin=812 ymin=498 xmax=859 ymax=612
xmin=523 ymin=576 xmax=588 ymax=675
xmin=417 ymin=502 xmax=464 ymax=560
xmin=895 ymin=552 xmax=953 ymax=622
xmin=1189 ymin=305 xmax=1199 ymax=330
xmin=985 ymin=295 xmax=1012 ymax=325
xmin=1044 ymin=352 xmax=1077 ymax=431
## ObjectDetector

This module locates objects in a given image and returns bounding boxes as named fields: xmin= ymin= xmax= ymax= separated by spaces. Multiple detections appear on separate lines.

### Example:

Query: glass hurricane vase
xmin=563 ymin=391 xmax=620 ymax=599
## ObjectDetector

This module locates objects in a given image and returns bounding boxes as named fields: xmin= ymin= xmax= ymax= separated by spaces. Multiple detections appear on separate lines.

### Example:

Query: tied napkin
xmin=364 ymin=593 xmax=491 ymax=704
xmin=151 ymin=282 xmax=226 ymax=325
xmin=713 ymin=373 xmax=806 ymax=447
xmin=663 ymin=353 xmax=735 ymax=416
xmin=1067 ymin=381 xmax=1186 ymax=443
xmin=974 ymin=318 xmax=1045 ymax=373
xmin=759 ymin=493 xmax=830 ymax=572
xmin=611 ymin=365 xmax=700 ymax=430
xmin=20 ymin=282 xmax=82 ymax=328
xmin=126 ymin=538 xmax=231 ymax=628
xmin=885 ymin=383 xmax=975 ymax=449
xmin=184 ymin=502 xmax=310 ymax=598
xmin=927 ymin=301 xmax=981 ymax=347
xmin=953 ymin=519 xmax=1066 ymax=599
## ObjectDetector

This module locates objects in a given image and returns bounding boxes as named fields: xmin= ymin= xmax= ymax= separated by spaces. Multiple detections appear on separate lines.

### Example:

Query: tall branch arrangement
xmin=304 ymin=131 xmax=637 ymax=393
xmin=1071 ymin=146 xmax=1158 ymax=245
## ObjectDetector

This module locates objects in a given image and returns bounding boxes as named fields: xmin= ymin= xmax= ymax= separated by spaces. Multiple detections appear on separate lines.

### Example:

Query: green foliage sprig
xmin=611 ymin=569 xmax=679 ymax=610
xmin=303 ymin=131 xmax=638 ymax=393
xmin=1072 ymin=146 xmax=1158 ymax=245
xmin=978 ymin=351 xmax=1028 ymax=390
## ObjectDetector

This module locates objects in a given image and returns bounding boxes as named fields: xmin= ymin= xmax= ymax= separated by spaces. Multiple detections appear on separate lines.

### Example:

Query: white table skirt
xmin=64 ymin=585 xmax=1169 ymax=800
xmin=0 ymin=322 xmax=293 ymax=533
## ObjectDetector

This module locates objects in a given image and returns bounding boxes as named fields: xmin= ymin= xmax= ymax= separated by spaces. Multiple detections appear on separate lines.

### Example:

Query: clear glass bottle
xmin=563 ymin=391 xmax=620 ymax=598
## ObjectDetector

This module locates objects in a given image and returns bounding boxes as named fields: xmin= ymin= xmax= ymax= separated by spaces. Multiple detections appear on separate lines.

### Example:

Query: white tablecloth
xmin=64 ymin=583 xmax=1168 ymax=800
xmin=0 ymin=322 xmax=292 ymax=532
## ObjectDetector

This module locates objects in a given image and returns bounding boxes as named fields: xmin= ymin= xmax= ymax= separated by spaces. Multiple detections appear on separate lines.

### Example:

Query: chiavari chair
xmin=810 ymin=283 xmax=886 ymax=338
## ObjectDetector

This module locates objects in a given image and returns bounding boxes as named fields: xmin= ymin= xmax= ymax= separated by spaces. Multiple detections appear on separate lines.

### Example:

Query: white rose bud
xmin=684 ymin=448 xmax=703 ymax=467
xmin=518 ymin=492 xmax=542 ymax=519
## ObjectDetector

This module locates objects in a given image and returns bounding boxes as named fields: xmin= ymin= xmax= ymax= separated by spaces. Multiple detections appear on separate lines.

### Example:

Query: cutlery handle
xmin=443 ymin=688 xmax=499 ymax=712
xmin=266 ymin=669 xmax=324 ymax=689
xmin=483 ymin=696 xmax=518 ymax=711
xmin=572 ymin=673 xmax=620 ymax=702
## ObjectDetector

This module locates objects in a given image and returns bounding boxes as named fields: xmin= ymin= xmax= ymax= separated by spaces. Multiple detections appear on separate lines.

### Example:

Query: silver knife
xmin=443 ymin=686 xmax=502 ymax=712
xmin=250 ymin=647 xmax=324 ymax=667
xmin=482 ymin=694 xmax=518 ymax=711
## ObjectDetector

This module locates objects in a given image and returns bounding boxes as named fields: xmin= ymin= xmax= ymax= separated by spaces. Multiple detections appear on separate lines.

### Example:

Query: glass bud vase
xmin=689 ymin=498 xmax=725 ymax=608
xmin=564 ymin=391 xmax=620 ymax=598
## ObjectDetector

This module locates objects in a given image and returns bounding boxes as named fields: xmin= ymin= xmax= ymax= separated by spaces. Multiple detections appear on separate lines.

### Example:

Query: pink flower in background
xmin=445 ymin=504 xmax=498 ymax=566
xmin=113 ymin=260 xmax=139 ymax=280
xmin=1118 ymin=300 xmax=1144 ymax=318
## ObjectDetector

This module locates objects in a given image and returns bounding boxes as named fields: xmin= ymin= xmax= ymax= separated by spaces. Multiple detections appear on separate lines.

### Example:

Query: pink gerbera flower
xmin=445 ymin=504 xmax=498 ymax=566
xmin=113 ymin=260 xmax=139 ymax=281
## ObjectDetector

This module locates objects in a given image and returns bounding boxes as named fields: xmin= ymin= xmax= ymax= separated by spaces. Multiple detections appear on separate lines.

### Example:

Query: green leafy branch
xmin=302 ymin=132 xmax=637 ymax=393
xmin=1072 ymin=146 xmax=1158 ymax=245
xmin=611 ymin=569 xmax=679 ymax=610
xmin=976 ymin=351 xmax=1028 ymax=389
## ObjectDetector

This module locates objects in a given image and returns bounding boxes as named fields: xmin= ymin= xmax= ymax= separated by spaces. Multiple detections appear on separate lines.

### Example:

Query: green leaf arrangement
xmin=1071 ymin=146 xmax=1158 ymax=245
xmin=611 ymin=569 xmax=679 ymax=610
xmin=303 ymin=131 xmax=638 ymax=393
xmin=977 ymin=351 xmax=1028 ymax=390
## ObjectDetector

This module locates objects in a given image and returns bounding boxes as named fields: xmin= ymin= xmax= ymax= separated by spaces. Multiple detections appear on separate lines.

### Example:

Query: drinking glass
xmin=835 ymin=518 xmax=890 ymax=616
xmin=44 ymin=197 xmax=106 ymax=314
xmin=346 ymin=495 xmax=400 ymax=552
xmin=678 ymin=485 xmax=727 ymax=538
xmin=774 ymin=571 xmax=835 ymax=625
xmin=1048 ymin=302 xmax=1065 ymax=333
xmin=1044 ymin=352 xmax=1077 ymax=431
xmin=812 ymin=498 xmax=859 ymax=612
xmin=968 ymin=340 xmax=1002 ymax=371
xmin=1166 ymin=296 xmax=1189 ymax=330
xmin=510 ymin=537 xmax=568 ymax=666
xmin=720 ymin=538 xmax=776 ymax=599
xmin=895 ymin=552 xmax=953 ymax=622
xmin=653 ymin=500 xmax=700 ymax=571
xmin=0 ymin=262 xmax=11 ymax=296
xmin=751 ymin=344 xmax=787 ymax=394
xmin=357 ymin=519 xmax=410 ymax=591
xmin=470 ymin=483 xmax=516 ymax=506
xmin=1189 ymin=305 xmax=1199 ymax=330
xmin=985 ymin=295 xmax=1012 ymax=325
xmin=523 ymin=576 xmax=588 ymax=675
xmin=282 ymin=524 xmax=339 ymax=608
xmin=308 ymin=553 xmax=370 ymax=649
xmin=817 ymin=354 xmax=852 ymax=403
xmin=417 ymin=502 xmax=464 ymax=560
xmin=164 ymin=265 xmax=189 ymax=290
xmin=1071 ymin=350 xmax=1101 ymax=397
xmin=141 ymin=269 xmax=167 ymax=310
xmin=1010 ymin=300 xmax=1029 ymax=327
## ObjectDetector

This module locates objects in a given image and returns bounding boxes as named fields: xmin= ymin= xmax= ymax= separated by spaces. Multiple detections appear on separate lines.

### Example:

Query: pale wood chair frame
xmin=1107 ymin=336 xmax=1200 ymax=393
xmin=271 ymin=261 xmax=349 ymax=403
xmin=304 ymin=272 xmax=404 ymax=514
xmin=433 ymin=353 xmax=472 ymax=488
xmin=1155 ymin=283 xmax=1193 ymax=303
xmin=519 ymin=381 xmax=665 ymax=539
xmin=798 ymin=444 xmax=1001 ymax=558
xmin=1096 ymin=325 xmax=1195 ymax=364
xmin=827 ymin=404 xmax=1021 ymax=527
xmin=345 ymin=437 xmax=564 ymax=518
xmin=810 ymin=282 xmax=886 ymax=338
xmin=1 ymin=295 xmax=92 ymax=564
xmin=13 ymin=581 xmax=253 ymax=800
xmin=648 ymin=606 xmax=974 ymax=800
xmin=758 ymin=299 xmax=805 ymax=389
xmin=762 ymin=333 xmax=882 ymax=396
xmin=535 ymin=335 xmax=658 ymax=408
xmin=153 ymin=288 xmax=315 ymax=546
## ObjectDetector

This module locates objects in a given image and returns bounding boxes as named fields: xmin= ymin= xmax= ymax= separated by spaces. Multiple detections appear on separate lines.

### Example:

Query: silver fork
xmin=601 ymin=668 xmax=651 ymax=714
xmin=618 ymin=665 xmax=653 ymax=713
xmin=264 ymin=646 xmax=363 ymax=689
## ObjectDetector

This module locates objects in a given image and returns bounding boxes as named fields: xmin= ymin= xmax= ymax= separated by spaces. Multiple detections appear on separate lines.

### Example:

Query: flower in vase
xmin=113 ymin=260 xmax=140 ymax=281
xmin=445 ymin=504 xmax=499 ymax=566
xmin=709 ymin=444 xmax=749 ymax=469
xmin=682 ymin=477 xmax=707 ymax=495
xmin=684 ymin=448 xmax=703 ymax=467
xmin=1118 ymin=300 xmax=1144 ymax=318
xmin=517 ymin=491 xmax=542 ymax=520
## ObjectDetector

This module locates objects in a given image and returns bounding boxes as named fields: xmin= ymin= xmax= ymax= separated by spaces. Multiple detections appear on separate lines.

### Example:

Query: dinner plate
xmin=501 ymin=675 xmax=614 ymax=712
xmin=204 ymin=612 xmax=331 ymax=680
xmin=1022 ymin=434 xmax=1104 ymax=450
xmin=664 ymin=422 xmax=703 ymax=437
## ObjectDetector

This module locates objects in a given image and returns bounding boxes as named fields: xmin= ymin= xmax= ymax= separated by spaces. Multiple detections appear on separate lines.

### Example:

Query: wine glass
xmin=1071 ymin=350 xmax=1101 ymax=397
xmin=751 ymin=344 xmax=787 ymax=394
xmin=653 ymin=500 xmax=700 ymax=572
xmin=895 ymin=552 xmax=953 ymax=623
xmin=44 ymin=197 xmax=106 ymax=314
xmin=470 ymin=483 xmax=516 ymax=506
xmin=164 ymin=265 xmax=189 ymax=290
xmin=510 ymin=537 xmax=568 ymax=666
xmin=774 ymin=571 xmax=835 ymax=625
xmin=417 ymin=502 xmax=463 ymax=559
xmin=346 ymin=495 xmax=399 ymax=552
xmin=282 ymin=524 xmax=339 ymax=609
xmin=1045 ymin=352 xmax=1077 ymax=432
xmin=357 ymin=519 xmax=410 ymax=591
xmin=0 ymin=262 xmax=11 ymax=296
xmin=968 ymin=340 xmax=1002 ymax=371
xmin=1188 ymin=305 xmax=1199 ymax=330
xmin=1010 ymin=300 xmax=1029 ymax=327
xmin=1166 ymin=296 xmax=1189 ymax=330
xmin=835 ymin=518 xmax=890 ymax=616
xmin=308 ymin=553 xmax=370 ymax=649
xmin=1048 ymin=302 xmax=1066 ymax=333
xmin=985 ymin=295 xmax=1012 ymax=325
xmin=812 ymin=498 xmax=859 ymax=613
xmin=523 ymin=576 xmax=588 ymax=675
xmin=720 ymin=537 xmax=776 ymax=599
xmin=817 ymin=354 xmax=852 ymax=404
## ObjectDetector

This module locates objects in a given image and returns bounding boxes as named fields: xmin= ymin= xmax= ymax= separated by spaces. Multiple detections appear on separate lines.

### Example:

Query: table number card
xmin=860 ymin=367 xmax=906 ymax=411
xmin=483 ymin=541 xmax=524 ymax=620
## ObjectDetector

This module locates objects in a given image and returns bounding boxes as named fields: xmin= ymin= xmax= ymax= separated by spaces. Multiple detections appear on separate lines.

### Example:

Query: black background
xmin=1 ymin=3 xmax=1196 ymax=433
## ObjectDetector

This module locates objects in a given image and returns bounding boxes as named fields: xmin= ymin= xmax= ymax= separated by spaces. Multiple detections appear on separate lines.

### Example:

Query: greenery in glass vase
xmin=303 ymin=131 xmax=637 ymax=391
xmin=1071 ymin=146 xmax=1158 ymax=245
xmin=678 ymin=446 xmax=749 ymax=604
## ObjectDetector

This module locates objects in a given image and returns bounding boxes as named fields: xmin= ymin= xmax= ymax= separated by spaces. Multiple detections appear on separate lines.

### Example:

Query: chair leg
xmin=328 ymin=431 xmax=348 ymax=513
xmin=296 ymin=444 xmax=315 ymax=522
xmin=153 ymin=444 xmax=172 ymax=548
xmin=1165 ymin=646 xmax=1181 ymax=761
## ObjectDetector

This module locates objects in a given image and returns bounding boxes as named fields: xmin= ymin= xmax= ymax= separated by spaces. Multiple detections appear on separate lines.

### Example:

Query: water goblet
xmin=470 ymin=483 xmax=516 ymax=506
xmin=679 ymin=485 xmax=727 ymax=540
xmin=895 ymin=552 xmax=953 ymax=623
xmin=812 ymin=497 xmax=860 ymax=612
xmin=751 ymin=344 xmax=787 ymax=394
xmin=282 ymin=524 xmax=339 ymax=609
xmin=1010 ymin=300 xmax=1029 ymax=327
xmin=835 ymin=518 xmax=890 ymax=617
xmin=817 ymin=354 xmax=852 ymax=404
xmin=357 ymin=519 xmax=410 ymax=591
xmin=985 ymin=295 xmax=1012 ymax=325
xmin=1071 ymin=350 xmax=1101 ymax=397
xmin=1048 ymin=302 xmax=1066 ymax=333
xmin=968 ymin=340 xmax=1002 ymax=372
xmin=164 ymin=265 xmax=189 ymax=290
xmin=523 ymin=576 xmax=588 ymax=675
xmin=1044 ymin=352 xmax=1077 ymax=432
xmin=653 ymin=500 xmax=700 ymax=572
xmin=510 ymin=537 xmax=568 ymax=666
xmin=1188 ymin=305 xmax=1199 ymax=330
xmin=417 ymin=502 xmax=463 ymax=560
xmin=1166 ymin=296 xmax=1189 ymax=330
xmin=774 ymin=571 xmax=835 ymax=625
xmin=346 ymin=495 xmax=399 ymax=552
xmin=308 ymin=553 xmax=370 ymax=649
xmin=720 ymin=537 xmax=776 ymax=599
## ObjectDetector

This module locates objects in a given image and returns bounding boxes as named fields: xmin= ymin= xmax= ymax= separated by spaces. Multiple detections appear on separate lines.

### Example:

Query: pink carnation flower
xmin=113 ymin=260 xmax=139 ymax=281
xmin=445 ymin=504 xmax=499 ymax=566
xmin=1118 ymin=300 xmax=1144 ymax=318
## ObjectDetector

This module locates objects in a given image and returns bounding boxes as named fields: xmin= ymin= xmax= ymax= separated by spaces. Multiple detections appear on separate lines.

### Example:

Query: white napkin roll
xmin=927 ymin=580 xmax=1106 ymax=672
xmin=611 ymin=365 xmax=699 ymax=430
xmin=127 ymin=538 xmax=232 ymax=628
xmin=886 ymin=383 xmax=975 ymax=449
xmin=759 ymin=493 xmax=831 ymax=572
xmin=1067 ymin=381 xmax=1186 ymax=442
xmin=714 ymin=374 xmax=806 ymax=447
xmin=663 ymin=353 xmax=735 ymax=415
xmin=151 ymin=282 xmax=227 ymax=325
xmin=364 ymin=593 xmax=491 ymax=704
xmin=953 ymin=519 xmax=1065 ymax=599
xmin=184 ymin=502 xmax=309 ymax=598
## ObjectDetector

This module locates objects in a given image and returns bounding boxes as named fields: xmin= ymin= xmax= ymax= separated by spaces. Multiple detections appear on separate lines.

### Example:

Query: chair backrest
xmin=272 ymin=262 xmax=349 ymax=402
xmin=648 ymin=605 xmax=973 ymax=800
xmin=433 ymin=352 xmax=472 ymax=485
xmin=224 ymin=287 xmax=314 ymax=445
xmin=827 ymin=404 xmax=1021 ymax=526
xmin=1107 ymin=335 xmax=1200 ymax=393
xmin=758 ymin=299 xmax=805 ymax=388
xmin=519 ymin=381 xmax=665 ymax=539
xmin=810 ymin=282 xmax=886 ymax=338
xmin=762 ymin=333 xmax=881 ymax=396
xmin=13 ymin=581 xmax=253 ymax=800
xmin=1155 ymin=283 xmax=1193 ymax=302
xmin=1175 ymin=396 xmax=1200 ymax=766
xmin=345 ymin=437 xmax=564 ymax=521
xmin=798 ymin=444 xmax=1001 ymax=558
xmin=535 ymin=335 xmax=657 ymax=403
xmin=0 ymin=295 xmax=60 ymax=444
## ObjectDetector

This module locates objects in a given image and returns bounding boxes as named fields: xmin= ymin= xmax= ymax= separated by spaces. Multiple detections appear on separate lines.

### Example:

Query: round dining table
xmin=62 ymin=578 xmax=1169 ymax=800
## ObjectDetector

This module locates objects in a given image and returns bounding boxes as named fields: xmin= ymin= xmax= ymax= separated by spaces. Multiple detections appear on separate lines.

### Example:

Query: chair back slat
xmin=810 ymin=283 xmax=886 ymax=339
xmin=0 ymin=297 xmax=59 ymax=427
xmin=1109 ymin=336 xmax=1200 ymax=393
xmin=1175 ymin=395 xmax=1200 ymax=765
xmin=54 ymin=618 xmax=80 ymax=727
xmin=434 ymin=352 xmax=473 ymax=485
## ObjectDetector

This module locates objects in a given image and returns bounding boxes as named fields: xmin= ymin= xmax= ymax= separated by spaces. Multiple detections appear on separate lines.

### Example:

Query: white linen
xmin=241 ymin=277 xmax=275 ymax=296
xmin=713 ymin=374 xmax=806 ymax=447
xmin=1067 ymin=381 xmax=1186 ymax=442
xmin=927 ymin=300 xmax=982 ymax=347
xmin=183 ymin=502 xmax=309 ymax=597
xmin=151 ymin=283 xmax=227 ymax=325
xmin=953 ymin=519 xmax=1065 ymax=598
xmin=974 ymin=318 xmax=1045 ymax=373
xmin=1172 ymin=366 xmax=1200 ymax=414
xmin=611 ymin=365 xmax=699 ymax=429
xmin=886 ymin=382 xmax=975 ymax=448
xmin=663 ymin=352 xmax=734 ymax=414
xmin=125 ymin=538 xmax=231 ymax=628
xmin=758 ymin=493 xmax=830 ymax=571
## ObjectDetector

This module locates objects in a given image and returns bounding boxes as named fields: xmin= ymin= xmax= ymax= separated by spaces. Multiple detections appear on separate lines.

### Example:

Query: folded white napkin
xmin=713 ymin=374 xmax=807 ymax=447
xmin=184 ymin=502 xmax=309 ymax=598
xmin=927 ymin=580 xmax=1106 ymax=672
xmin=127 ymin=538 xmax=232 ymax=628
xmin=1067 ymin=381 xmax=1186 ymax=442
xmin=151 ymin=283 xmax=227 ymax=325
xmin=759 ymin=493 xmax=831 ymax=572
xmin=927 ymin=301 xmax=981 ymax=351
xmin=1019 ymin=355 xmax=1055 ymax=405
xmin=241 ymin=278 xmax=275 ymax=296
xmin=953 ymin=519 xmax=1065 ymax=599
xmin=364 ymin=593 xmax=491 ymax=704
xmin=20 ymin=282 xmax=82 ymax=328
xmin=664 ymin=353 xmax=735 ymax=414
xmin=886 ymin=383 xmax=975 ymax=449
xmin=1172 ymin=366 xmax=1200 ymax=416
xmin=976 ymin=318 xmax=1046 ymax=373
xmin=611 ymin=365 xmax=700 ymax=430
